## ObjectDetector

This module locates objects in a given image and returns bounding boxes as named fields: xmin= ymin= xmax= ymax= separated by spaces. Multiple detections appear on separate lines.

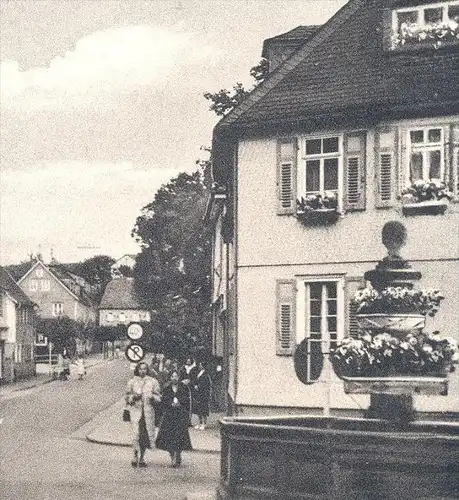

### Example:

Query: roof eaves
xmin=216 ymin=0 xmax=365 ymax=129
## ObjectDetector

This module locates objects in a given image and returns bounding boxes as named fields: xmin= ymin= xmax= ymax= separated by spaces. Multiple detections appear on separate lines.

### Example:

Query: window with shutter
xmin=345 ymin=277 xmax=365 ymax=339
xmin=276 ymin=280 xmax=296 ymax=355
xmin=277 ymin=138 xmax=297 ymax=215
xmin=376 ymin=128 xmax=398 ymax=208
xmin=344 ymin=132 xmax=366 ymax=211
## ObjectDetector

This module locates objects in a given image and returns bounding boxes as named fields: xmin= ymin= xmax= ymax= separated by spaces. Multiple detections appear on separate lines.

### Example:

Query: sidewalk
xmin=85 ymin=398 xmax=222 ymax=454
xmin=0 ymin=353 xmax=112 ymax=397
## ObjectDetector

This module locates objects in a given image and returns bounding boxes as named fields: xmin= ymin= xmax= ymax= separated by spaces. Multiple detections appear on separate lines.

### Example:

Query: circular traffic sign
xmin=125 ymin=344 xmax=145 ymax=363
xmin=127 ymin=323 xmax=143 ymax=341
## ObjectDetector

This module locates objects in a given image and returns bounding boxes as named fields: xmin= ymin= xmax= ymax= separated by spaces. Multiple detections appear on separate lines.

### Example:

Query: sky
xmin=0 ymin=0 xmax=346 ymax=265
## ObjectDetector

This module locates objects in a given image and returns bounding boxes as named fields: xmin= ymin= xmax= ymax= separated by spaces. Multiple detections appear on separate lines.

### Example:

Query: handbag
xmin=122 ymin=407 xmax=131 ymax=422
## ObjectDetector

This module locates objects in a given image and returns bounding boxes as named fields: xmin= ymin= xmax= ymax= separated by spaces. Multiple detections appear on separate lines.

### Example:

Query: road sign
xmin=125 ymin=344 xmax=145 ymax=363
xmin=127 ymin=323 xmax=143 ymax=341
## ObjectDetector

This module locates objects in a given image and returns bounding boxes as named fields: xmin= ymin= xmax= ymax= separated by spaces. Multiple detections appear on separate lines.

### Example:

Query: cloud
xmin=0 ymin=25 xmax=218 ymax=109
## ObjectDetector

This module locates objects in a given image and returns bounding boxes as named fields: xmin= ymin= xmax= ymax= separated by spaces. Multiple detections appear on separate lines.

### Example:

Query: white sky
xmin=0 ymin=0 xmax=346 ymax=265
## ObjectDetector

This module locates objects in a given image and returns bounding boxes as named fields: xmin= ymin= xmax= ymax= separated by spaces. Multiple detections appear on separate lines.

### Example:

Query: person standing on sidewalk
xmin=74 ymin=355 xmax=86 ymax=380
xmin=191 ymin=361 xmax=212 ymax=430
xmin=125 ymin=362 xmax=161 ymax=467
xmin=155 ymin=370 xmax=192 ymax=468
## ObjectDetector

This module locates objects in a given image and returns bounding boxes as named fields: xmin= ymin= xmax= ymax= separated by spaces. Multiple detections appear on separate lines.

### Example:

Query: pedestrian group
xmin=124 ymin=355 xmax=212 ymax=468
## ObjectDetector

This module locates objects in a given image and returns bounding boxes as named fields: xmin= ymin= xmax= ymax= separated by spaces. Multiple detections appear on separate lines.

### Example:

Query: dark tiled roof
xmin=263 ymin=25 xmax=321 ymax=45
xmin=0 ymin=267 xmax=35 ymax=306
xmin=5 ymin=262 xmax=33 ymax=282
xmin=220 ymin=0 xmax=459 ymax=131
xmin=99 ymin=277 xmax=144 ymax=310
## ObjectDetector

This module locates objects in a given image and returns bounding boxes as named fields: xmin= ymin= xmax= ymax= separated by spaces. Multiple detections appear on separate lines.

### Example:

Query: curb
xmin=85 ymin=434 xmax=221 ymax=455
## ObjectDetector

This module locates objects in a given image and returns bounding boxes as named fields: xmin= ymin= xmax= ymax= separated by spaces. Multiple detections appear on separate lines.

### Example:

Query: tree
xmin=204 ymin=58 xmax=269 ymax=116
xmin=36 ymin=316 xmax=80 ymax=355
xmin=132 ymin=169 xmax=212 ymax=355
xmin=73 ymin=255 xmax=115 ymax=304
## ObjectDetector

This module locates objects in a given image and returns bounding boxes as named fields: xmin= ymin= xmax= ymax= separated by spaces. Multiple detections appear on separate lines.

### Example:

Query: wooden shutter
xmin=375 ymin=127 xmax=398 ymax=208
xmin=345 ymin=277 xmax=365 ymax=339
xmin=451 ymin=125 xmax=459 ymax=202
xmin=343 ymin=132 xmax=366 ymax=211
xmin=276 ymin=280 xmax=296 ymax=355
xmin=276 ymin=138 xmax=297 ymax=215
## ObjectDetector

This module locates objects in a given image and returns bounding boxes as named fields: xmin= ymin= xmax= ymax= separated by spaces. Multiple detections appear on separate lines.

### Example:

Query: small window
xmin=41 ymin=280 xmax=50 ymax=291
xmin=106 ymin=312 xmax=114 ymax=322
xmin=132 ymin=312 xmax=140 ymax=322
xmin=407 ymin=127 xmax=444 ymax=184
xmin=52 ymin=302 xmax=64 ymax=317
xmin=119 ymin=312 xmax=126 ymax=323
xmin=29 ymin=280 xmax=38 ymax=292
xmin=36 ymin=268 xmax=44 ymax=278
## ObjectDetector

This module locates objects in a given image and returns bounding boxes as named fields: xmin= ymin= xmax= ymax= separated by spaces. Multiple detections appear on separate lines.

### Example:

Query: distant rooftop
xmin=99 ymin=277 xmax=145 ymax=310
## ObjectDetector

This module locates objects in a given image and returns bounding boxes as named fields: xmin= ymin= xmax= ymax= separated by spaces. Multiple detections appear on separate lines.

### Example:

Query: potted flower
xmin=392 ymin=19 xmax=459 ymax=49
xmin=296 ymin=191 xmax=340 ymax=226
xmin=401 ymin=179 xmax=453 ymax=216
xmin=352 ymin=286 xmax=444 ymax=336
xmin=331 ymin=331 xmax=458 ymax=392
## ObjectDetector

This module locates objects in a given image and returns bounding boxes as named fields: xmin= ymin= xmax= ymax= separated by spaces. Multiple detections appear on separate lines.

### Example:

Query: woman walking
xmin=155 ymin=370 xmax=192 ymax=468
xmin=125 ymin=362 xmax=161 ymax=467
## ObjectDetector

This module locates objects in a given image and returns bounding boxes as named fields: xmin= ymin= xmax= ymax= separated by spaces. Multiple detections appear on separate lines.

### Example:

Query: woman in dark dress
xmin=155 ymin=370 xmax=192 ymax=467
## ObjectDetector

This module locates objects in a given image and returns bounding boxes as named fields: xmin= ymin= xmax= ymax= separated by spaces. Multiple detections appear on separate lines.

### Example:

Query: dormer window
xmin=391 ymin=1 xmax=459 ymax=49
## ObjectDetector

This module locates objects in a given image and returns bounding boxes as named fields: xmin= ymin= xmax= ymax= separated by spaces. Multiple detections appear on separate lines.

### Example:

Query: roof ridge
xmin=216 ymin=0 xmax=365 ymax=128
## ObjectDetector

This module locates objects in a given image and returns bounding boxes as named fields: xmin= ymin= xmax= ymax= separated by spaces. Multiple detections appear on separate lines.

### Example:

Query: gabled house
xmin=16 ymin=259 xmax=96 ymax=324
xmin=0 ymin=267 xmax=37 ymax=383
xmin=98 ymin=277 xmax=151 ymax=326
xmin=110 ymin=254 xmax=136 ymax=278
xmin=207 ymin=0 xmax=459 ymax=417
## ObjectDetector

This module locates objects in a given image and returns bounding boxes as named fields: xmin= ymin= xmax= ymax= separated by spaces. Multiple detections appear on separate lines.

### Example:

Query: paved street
xmin=0 ymin=359 xmax=219 ymax=500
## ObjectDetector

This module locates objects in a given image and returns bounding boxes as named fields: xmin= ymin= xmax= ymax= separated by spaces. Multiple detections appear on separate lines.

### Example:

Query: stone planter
xmin=342 ymin=374 xmax=448 ymax=396
xmin=297 ymin=208 xmax=339 ymax=226
xmin=356 ymin=313 xmax=425 ymax=335
xmin=402 ymin=200 xmax=448 ymax=216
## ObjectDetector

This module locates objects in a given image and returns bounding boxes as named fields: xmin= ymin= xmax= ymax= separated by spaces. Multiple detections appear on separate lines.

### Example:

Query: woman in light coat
xmin=125 ymin=362 xmax=161 ymax=467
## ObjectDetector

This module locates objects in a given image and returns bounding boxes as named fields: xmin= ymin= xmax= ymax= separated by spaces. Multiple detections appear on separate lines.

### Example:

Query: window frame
xmin=296 ymin=276 xmax=345 ymax=381
xmin=52 ymin=302 xmax=64 ymax=317
xmin=404 ymin=126 xmax=445 ymax=186
xmin=298 ymin=134 xmax=344 ymax=212
xmin=392 ymin=1 xmax=459 ymax=32
xmin=29 ymin=280 xmax=38 ymax=292
xmin=40 ymin=280 xmax=51 ymax=292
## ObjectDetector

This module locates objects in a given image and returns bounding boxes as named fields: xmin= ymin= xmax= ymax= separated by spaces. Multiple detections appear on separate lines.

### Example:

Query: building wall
xmin=234 ymin=116 xmax=459 ymax=414
xmin=98 ymin=308 xmax=150 ymax=327
xmin=20 ymin=266 xmax=85 ymax=321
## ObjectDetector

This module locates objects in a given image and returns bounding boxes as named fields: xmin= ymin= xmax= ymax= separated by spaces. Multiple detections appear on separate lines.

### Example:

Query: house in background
xmin=0 ymin=267 xmax=37 ymax=383
xmin=98 ymin=277 xmax=150 ymax=326
xmin=110 ymin=254 xmax=136 ymax=278
xmin=207 ymin=0 xmax=459 ymax=417
xmin=16 ymin=259 xmax=96 ymax=324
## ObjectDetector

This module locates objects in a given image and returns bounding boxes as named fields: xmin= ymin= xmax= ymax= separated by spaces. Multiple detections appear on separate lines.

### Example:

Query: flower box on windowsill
xmin=342 ymin=374 xmax=448 ymax=396
xmin=356 ymin=313 xmax=426 ymax=335
xmin=297 ymin=208 xmax=340 ymax=226
xmin=402 ymin=200 xmax=448 ymax=216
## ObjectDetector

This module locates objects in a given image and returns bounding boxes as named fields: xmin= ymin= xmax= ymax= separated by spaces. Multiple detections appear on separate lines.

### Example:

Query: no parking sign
xmin=125 ymin=344 xmax=145 ymax=363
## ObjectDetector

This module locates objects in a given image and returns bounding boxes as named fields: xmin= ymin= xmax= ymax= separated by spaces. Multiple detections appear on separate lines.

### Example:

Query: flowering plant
xmin=331 ymin=331 xmax=458 ymax=377
xmin=297 ymin=191 xmax=338 ymax=212
xmin=392 ymin=19 xmax=459 ymax=49
xmin=353 ymin=286 xmax=444 ymax=317
xmin=401 ymin=179 xmax=453 ymax=203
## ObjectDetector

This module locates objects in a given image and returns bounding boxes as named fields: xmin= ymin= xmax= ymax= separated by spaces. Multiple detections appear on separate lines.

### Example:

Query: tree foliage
xmin=73 ymin=255 xmax=115 ymax=304
xmin=132 ymin=169 xmax=212 ymax=357
xmin=204 ymin=58 xmax=269 ymax=116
